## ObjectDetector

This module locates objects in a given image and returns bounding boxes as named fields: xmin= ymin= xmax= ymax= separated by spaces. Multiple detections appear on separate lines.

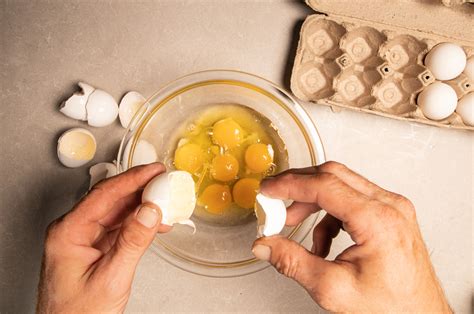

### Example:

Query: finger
xmin=285 ymin=202 xmax=320 ymax=226
xmin=71 ymin=163 xmax=165 ymax=224
xmin=312 ymin=214 xmax=342 ymax=258
xmin=252 ymin=236 xmax=347 ymax=300
xmin=260 ymin=172 xmax=381 ymax=244
xmin=96 ymin=203 xmax=164 ymax=286
xmin=280 ymin=162 xmax=408 ymax=212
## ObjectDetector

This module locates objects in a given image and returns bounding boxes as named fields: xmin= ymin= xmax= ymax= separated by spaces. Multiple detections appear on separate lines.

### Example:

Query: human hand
xmin=37 ymin=163 xmax=170 ymax=313
xmin=252 ymin=161 xmax=451 ymax=313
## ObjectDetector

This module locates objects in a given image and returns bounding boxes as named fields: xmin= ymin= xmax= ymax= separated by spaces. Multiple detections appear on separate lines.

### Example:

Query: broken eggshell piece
xmin=119 ymin=91 xmax=146 ymax=129
xmin=121 ymin=138 xmax=158 ymax=171
xmin=59 ymin=82 xmax=94 ymax=121
xmin=89 ymin=162 xmax=118 ymax=189
xmin=57 ymin=128 xmax=96 ymax=168
xmin=142 ymin=171 xmax=197 ymax=229
xmin=254 ymin=193 xmax=287 ymax=237
xmin=60 ymin=82 xmax=119 ymax=127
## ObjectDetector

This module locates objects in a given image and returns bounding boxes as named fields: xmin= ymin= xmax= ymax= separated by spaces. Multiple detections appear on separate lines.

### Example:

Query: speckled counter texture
xmin=0 ymin=1 xmax=472 ymax=313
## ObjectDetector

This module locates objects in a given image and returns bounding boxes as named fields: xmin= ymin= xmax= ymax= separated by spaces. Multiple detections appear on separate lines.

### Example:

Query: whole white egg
xmin=417 ymin=82 xmax=458 ymax=121
xmin=456 ymin=92 xmax=474 ymax=126
xmin=86 ymin=89 xmax=119 ymax=127
xmin=424 ymin=43 xmax=467 ymax=81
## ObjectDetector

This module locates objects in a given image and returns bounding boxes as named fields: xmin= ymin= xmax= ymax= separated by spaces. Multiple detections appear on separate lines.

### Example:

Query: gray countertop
xmin=1 ymin=1 xmax=472 ymax=313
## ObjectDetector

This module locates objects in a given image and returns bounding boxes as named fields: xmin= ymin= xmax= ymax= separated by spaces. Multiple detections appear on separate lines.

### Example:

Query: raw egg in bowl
xmin=117 ymin=70 xmax=325 ymax=277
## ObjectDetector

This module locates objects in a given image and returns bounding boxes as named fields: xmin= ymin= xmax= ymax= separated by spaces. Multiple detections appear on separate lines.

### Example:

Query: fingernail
xmin=252 ymin=244 xmax=271 ymax=261
xmin=136 ymin=206 xmax=160 ymax=228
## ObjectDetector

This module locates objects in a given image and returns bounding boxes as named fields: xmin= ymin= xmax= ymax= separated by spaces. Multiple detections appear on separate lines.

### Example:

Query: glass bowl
xmin=117 ymin=70 xmax=325 ymax=277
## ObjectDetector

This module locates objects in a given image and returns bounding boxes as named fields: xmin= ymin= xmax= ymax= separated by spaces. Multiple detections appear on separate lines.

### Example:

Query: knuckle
xmin=392 ymin=193 xmax=417 ymax=219
xmin=320 ymin=161 xmax=347 ymax=174
xmin=316 ymin=172 xmax=339 ymax=185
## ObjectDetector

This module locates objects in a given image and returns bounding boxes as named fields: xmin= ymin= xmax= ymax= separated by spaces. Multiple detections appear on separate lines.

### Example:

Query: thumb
xmin=252 ymin=236 xmax=334 ymax=291
xmin=104 ymin=203 xmax=162 ymax=283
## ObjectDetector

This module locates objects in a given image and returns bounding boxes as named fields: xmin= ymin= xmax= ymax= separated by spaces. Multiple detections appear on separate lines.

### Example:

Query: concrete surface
xmin=0 ymin=0 xmax=472 ymax=313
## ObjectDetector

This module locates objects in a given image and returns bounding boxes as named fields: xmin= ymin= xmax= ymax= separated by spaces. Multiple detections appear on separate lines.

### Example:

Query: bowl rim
xmin=117 ymin=69 xmax=326 ymax=277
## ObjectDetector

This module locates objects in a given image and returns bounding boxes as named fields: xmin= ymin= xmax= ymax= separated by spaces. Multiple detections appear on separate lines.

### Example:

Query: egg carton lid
xmin=306 ymin=0 xmax=474 ymax=42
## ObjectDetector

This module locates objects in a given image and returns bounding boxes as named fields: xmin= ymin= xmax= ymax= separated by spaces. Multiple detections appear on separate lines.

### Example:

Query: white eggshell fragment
xmin=254 ymin=193 xmax=287 ymax=237
xmin=121 ymin=138 xmax=158 ymax=171
xmin=142 ymin=171 xmax=197 ymax=227
xmin=60 ymin=82 xmax=94 ymax=120
xmin=119 ymin=91 xmax=146 ymax=129
xmin=424 ymin=43 xmax=467 ymax=81
xmin=456 ymin=93 xmax=474 ymax=126
xmin=464 ymin=57 xmax=474 ymax=82
xmin=89 ymin=162 xmax=118 ymax=189
xmin=57 ymin=128 xmax=96 ymax=168
xmin=86 ymin=89 xmax=119 ymax=127
xmin=417 ymin=82 xmax=458 ymax=121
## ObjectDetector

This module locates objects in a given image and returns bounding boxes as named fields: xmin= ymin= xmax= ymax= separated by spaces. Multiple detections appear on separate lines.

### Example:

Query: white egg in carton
xmin=291 ymin=1 xmax=474 ymax=130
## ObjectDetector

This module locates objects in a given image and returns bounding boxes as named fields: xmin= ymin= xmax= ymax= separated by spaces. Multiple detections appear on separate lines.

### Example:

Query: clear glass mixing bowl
xmin=117 ymin=70 xmax=325 ymax=277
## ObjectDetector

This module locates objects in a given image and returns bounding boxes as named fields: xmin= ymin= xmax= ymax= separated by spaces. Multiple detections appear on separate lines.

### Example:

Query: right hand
xmin=252 ymin=161 xmax=451 ymax=313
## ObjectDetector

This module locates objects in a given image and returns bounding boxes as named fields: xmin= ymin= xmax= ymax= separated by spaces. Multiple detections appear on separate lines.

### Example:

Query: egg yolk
xmin=199 ymin=184 xmax=232 ymax=214
xmin=211 ymin=154 xmax=239 ymax=182
xmin=174 ymin=143 xmax=204 ymax=174
xmin=245 ymin=143 xmax=273 ymax=173
xmin=212 ymin=118 xmax=243 ymax=149
xmin=232 ymin=178 xmax=260 ymax=209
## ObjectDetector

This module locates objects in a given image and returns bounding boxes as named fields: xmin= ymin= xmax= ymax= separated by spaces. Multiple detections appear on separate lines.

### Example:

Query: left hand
xmin=37 ymin=163 xmax=170 ymax=313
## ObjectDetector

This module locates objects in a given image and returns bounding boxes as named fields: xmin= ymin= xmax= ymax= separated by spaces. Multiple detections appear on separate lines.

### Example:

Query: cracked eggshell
xmin=60 ymin=82 xmax=95 ymax=120
xmin=121 ymin=138 xmax=158 ymax=171
xmin=57 ymin=128 xmax=96 ymax=168
xmin=119 ymin=91 xmax=146 ymax=129
xmin=255 ymin=193 xmax=287 ymax=237
xmin=424 ymin=43 xmax=467 ymax=81
xmin=456 ymin=93 xmax=474 ymax=126
xmin=89 ymin=162 xmax=118 ymax=189
xmin=142 ymin=171 xmax=197 ymax=227
xmin=86 ymin=89 xmax=119 ymax=127
xmin=417 ymin=82 xmax=458 ymax=120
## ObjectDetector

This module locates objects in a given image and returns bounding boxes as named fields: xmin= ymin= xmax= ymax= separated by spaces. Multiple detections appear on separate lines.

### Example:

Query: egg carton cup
xmin=291 ymin=14 xmax=474 ymax=130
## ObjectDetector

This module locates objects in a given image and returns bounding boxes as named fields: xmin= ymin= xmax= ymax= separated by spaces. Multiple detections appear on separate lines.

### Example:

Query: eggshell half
xmin=57 ymin=128 xmax=96 ymax=168
xmin=255 ymin=193 xmax=287 ymax=237
xmin=119 ymin=91 xmax=146 ymax=129
xmin=121 ymin=138 xmax=158 ymax=171
xmin=60 ymin=82 xmax=95 ymax=120
xmin=89 ymin=162 xmax=118 ymax=189
xmin=86 ymin=89 xmax=119 ymax=127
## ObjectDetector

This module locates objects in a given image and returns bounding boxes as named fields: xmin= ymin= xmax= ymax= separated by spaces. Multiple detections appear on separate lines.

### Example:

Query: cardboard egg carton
xmin=291 ymin=0 xmax=474 ymax=130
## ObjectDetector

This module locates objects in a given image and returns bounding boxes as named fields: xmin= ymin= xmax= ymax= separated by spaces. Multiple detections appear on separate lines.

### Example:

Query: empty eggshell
xmin=121 ymin=138 xmax=158 ymax=171
xmin=57 ymin=128 xmax=96 ymax=168
xmin=424 ymin=43 xmax=467 ymax=81
xmin=464 ymin=57 xmax=474 ymax=82
xmin=89 ymin=162 xmax=118 ymax=189
xmin=417 ymin=82 xmax=458 ymax=120
xmin=59 ymin=82 xmax=94 ymax=120
xmin=119 ymin=91 xmax=146 ymax=129
xmin=142 ymin=171 xmax=197 ymax=227
xmin=254 ymin=193 xmax=287 ymax=237
xmin=456 ymin=93 xmax=474 ymax=126
xmin=86 ymin=89 xmax=119 ymax=127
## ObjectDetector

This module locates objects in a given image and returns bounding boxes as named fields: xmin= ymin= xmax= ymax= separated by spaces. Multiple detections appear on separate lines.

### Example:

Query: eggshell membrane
xmin=121 ymin=138 xmax=158 ymax=171
xmin=57 ymin=128 xmax=96 ymax=168
xmin=119 ymin=91 xmax=146 ymax=129
xmin=86 ymin=89 xmax=119 ymax=127
xmin=142 ymin=171 xmax=197 ymax=226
